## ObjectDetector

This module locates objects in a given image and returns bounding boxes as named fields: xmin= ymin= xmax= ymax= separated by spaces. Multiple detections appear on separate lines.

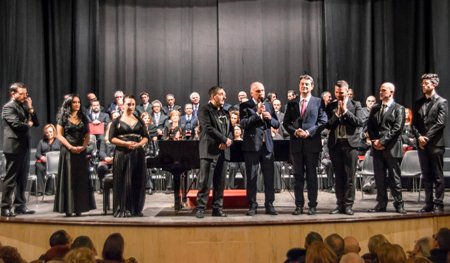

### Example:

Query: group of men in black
xmin=1 ymin=73 xmax=447 ymax=218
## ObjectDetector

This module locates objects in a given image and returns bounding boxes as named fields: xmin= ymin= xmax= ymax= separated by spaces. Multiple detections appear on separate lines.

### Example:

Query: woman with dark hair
xmin=109 ymin=95 xmax=149 ymax=217
xmin=101 ymin=233 xmax=124 ymax=262
xmin=54 ymin=94 xmax=96 ymax=217
xmin=34 ymin=124 xmax=61 ymax=195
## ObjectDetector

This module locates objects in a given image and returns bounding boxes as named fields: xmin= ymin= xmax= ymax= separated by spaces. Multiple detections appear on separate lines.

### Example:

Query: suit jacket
xmin=2 ymin=100 xmax=39 ymax=153
xmin=367 ymin=102 xmax=405 ymax=158
xmin=275 ymin=111 xmax=289 ymax=139
xmin=198 ymin=102 xmax=233 ymax=160
xmin=136 ymin=103 xmax=153 ymax=116
xmin=282 ymin=96 xmax=327 ymax=153
xmin=180 ymin=114 xmax=198 ymax=138
xmin=325 ymin=99 xmax=364 ymax=149
xmin=162 ymin=104 xmax=182 ymax=115
xmin=87 ymin=111 xmax=110 ymax=123
xmin=412 ymin=94 xmax=448 ymax=148
xmin=152 ymin=112 xmax=168 ymax=130
xmin=239 ymin=99 xmax=279 ymax=153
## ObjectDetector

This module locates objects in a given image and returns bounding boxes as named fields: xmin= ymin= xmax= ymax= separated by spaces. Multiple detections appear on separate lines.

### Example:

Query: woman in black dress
xmin=54 ymin=95 xmax=96 ymax=216
xmin=34 ymin=124 xmax=61 ymax=195
xmin=109 ymin=95 xmax=149 ymax=217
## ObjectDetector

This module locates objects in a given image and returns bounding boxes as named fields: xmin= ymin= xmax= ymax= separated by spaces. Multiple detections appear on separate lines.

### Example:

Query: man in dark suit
xmin=195 ymin=86 xmax=233 ymax=218
xmin=367 ymin=82 xmax=406 ymax=214
xmin=325 ymin=80 xmax=363 ymax=215
xmin=180 ymin=103 xmax=198 ymax=140
xmin=135 ymin=91 xmax=152 ymax=116
xmin=240 ymin=81 xmax=280 ymax=216
xmin=189 ymin=92 xmax=201 ymax=117
xmin=1 ymin=82 xmax=39 ymax=217
xmin=151 ymin=99 xmax=168 ymax=139
xmin=162 ymin=93 xmax=182 ymax=115
xmin=412 ymin=73 xmax=448 ymax=213
xmin=283 ymin=74 xmax=327 ymax=216
xmin=87 ymin=100 xmax=111 ymax=150
xmin=106 ymin=90 xmax=124 ymax=115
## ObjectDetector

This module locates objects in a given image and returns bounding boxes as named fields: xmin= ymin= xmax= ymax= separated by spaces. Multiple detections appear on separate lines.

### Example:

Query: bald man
xmin=367 ymin=82 xmax=406 ymax=214
xmin=340 ymin=252 xmax=364 ymax=263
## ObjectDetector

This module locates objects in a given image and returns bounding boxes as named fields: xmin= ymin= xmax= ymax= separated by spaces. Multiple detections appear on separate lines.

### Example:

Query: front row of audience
xmin=0 ymin=230 xmax=137 ymax=263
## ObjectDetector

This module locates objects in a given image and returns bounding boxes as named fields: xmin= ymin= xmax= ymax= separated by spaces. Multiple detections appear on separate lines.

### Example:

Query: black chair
xmin=43 ymin=151 xmax=60 ymax=201
xmin=103 ymin=173 xmax=113 ymax=214
xmin=357 ymin=150 xmax=375 ymax=199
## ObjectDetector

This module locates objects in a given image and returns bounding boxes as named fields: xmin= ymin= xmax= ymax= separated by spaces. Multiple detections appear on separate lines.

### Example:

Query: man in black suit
xmin=162 ymin=93 xmax=182 ymax=115
xmin=180 ymin=103 xmax=198 ymax=140
xmin=151 ymin=100 xmax=168 ymax=139
xmin=240 ymin=81 xmax=280 ymax=216
xmin=87 ymin=100 xmax=111 ymax=150
xmin=283 ymin=74 xmax=327 ymax=216
xmin=195 ymin=86 xmax=233 ymax=218
xmin=367 ymin=82 xmax=406 ymax=214
xmin=1 ymin=82 xmax=39 ymax=217
xmin=135 ymin=91 xmax=152 ymax=116
xmin=325 ymin=80 xmax=364 ymax=216
xmin=189 ymin=92 xmax=201 ymax=117
xmin=412 ymin=73 xmax=448 ymax=213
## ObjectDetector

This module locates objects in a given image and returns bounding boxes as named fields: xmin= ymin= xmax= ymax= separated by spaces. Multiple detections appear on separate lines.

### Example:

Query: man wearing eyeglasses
xmin=106 ymin=90 xmax=124 ymax=115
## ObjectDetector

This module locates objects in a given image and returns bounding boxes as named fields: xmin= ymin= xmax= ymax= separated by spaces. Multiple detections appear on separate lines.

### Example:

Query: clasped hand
xmin=295 ymin=128 xmax=308 ymax=138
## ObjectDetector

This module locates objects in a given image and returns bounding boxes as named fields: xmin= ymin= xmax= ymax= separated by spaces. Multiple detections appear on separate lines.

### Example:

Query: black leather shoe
xmin=396 ymin=207 xmax=407 ymax=214
xmin=174 ymin=202 xmax=183 ymax=211
xmin=308 ymin=207 xmax=317 ymax=215
xmin=344 ymin=207 xmax=354 ymax=215
xmin=265 ymin=205 xmax=278 ymax=215
xmin=292 ymin=207 xmax=303 ymax=215
xmin=418 ymin=206 xmax=433 ymax=213
xmin=246 ymin=205 xmax=258 ymax=216
xmin=195 ymin=209 xmax=205 ymax=219
xmin=434 ymin=206 xmax=444 ymax=213
xmin=1 ymin=209 xmax=16 ymax=217
xmin=212 ymin=209 xmax=227 ymax=217
xmin=329 ymin=207 xmax=342 ymax=215
xmin=368 ymin=204 xmax=386 ymax=212
xmin=15 ymin=207 xmax=35 ymax=215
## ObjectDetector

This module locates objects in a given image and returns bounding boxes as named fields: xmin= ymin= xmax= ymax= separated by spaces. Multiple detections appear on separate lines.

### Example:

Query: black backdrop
xmin=1 ymin=0 xmax=449 ymax=147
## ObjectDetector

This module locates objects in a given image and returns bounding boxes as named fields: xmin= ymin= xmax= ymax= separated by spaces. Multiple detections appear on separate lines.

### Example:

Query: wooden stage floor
xmin=2 ymin=189 xmax=448 ymax=225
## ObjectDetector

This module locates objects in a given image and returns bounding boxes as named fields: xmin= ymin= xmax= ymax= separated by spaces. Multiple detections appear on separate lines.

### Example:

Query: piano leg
xmin=173 ymin=171 xmax=183 ymax=211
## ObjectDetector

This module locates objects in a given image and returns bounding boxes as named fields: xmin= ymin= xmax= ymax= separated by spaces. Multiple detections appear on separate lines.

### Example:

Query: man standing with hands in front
xmin=283 ymin=74 xmax=327 ymax=216
xmin=1 ymin=82 xmax=39 ymax=217
xmin=412 ymin=73 xmax=448 ymax=213
xmin=240 ymin=81 xmax=280 ymax=216
xmin=325 ymin=80 xmax=363 ymax=216
xmin=367 ymin=82 xmax=406 ymax=214
xmin=195 ymin=86 xmax=233 ymax=218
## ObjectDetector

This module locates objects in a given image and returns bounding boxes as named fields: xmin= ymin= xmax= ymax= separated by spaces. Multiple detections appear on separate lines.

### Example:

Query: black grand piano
xmin=147 ymin=140 xmax=290 ymax=210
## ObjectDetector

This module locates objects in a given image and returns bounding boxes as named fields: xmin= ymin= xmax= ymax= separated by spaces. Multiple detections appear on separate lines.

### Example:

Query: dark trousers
xmin=196 ymin=154 xmax=226 ymax=210
xmin=373 ymin=152 xmax=404 ymax=208
xmin=329 ymin=140 xmax=358 ymax=208
xmin=418 ymin=147 xmax=445 ymax=208
xmin=97 ymin=163 xmax=112 ymax=190
xmin=291 ymin=151 xmax=320 ymax=208
xmin=244 ymin=147 xmax=275 ymax=208
xmin=227 ymin=162 xmax=246 ymax=189
xmin=1 ymin=152 xmax=30 ymax=210
xmin=34 ymin=162 xmax=55 ymax=194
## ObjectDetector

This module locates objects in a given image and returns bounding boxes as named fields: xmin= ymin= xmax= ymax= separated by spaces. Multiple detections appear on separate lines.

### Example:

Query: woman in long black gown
xmin=109 ymin=95 xmax=149 ymax=217
xmin=54 ymin=95 xmax=96 ymax=216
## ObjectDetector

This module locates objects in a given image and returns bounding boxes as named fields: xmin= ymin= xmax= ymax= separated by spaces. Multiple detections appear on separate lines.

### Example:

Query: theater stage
xmin=0 ymin=190 xmax=448 ymax=262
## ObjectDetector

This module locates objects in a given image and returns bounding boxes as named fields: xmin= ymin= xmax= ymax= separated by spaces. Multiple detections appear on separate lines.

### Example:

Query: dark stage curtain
xmin=1 ymin=0 xmax=449 ymax=148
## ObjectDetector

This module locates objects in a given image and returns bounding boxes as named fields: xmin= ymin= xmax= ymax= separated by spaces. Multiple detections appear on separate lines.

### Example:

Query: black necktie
xmin=378 ymin=104 xmax=386 ymax=122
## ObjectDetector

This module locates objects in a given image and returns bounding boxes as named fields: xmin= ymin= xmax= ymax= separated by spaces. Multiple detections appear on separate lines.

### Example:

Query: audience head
xmin=408 ymin=237 xmax=432 ymax=258
xmin=50 ymin=230 xmax=72 ymax=247
xmin=287 ymin=89 xmax=298 ymax=101
xmin=340 ymin=252 xmax=363 ymax=263
xmin=42 ymin=124 xmax=57 ymax=141
xmin=86 ymin=92 xmax=97 ymax=103
xmin=184 ymin=103 xmax=193 ymax=115
xmin=405 ymin=108 xmax=413 ymax=124
xmin=140 ymin=112 xmax=152 ymax=126
xmin=266 ymin=92 xmax=277 ymax=103
xmin=377 ymin=243 xmax=407 ymax=263
xmin=347 ymin=88 xmax=354 ymax=100
xmin=406 ymin=256 xmax=433 ymax=263
xmin=321 ymin=91 xmax=332 ymax=106
xmin=237 ymin=91 xmax=248 ymax=103
xmin=306 ymin=241 xmax=338 ymax=263
xmin=71 ymin=236 xmax=97 ymax=256
xmin=169 ymin=110 xmax=181 ymax=121
xmin=305 ymin=231 xmax=323 ymax=249
xmin=272 ymin=99 xmax=282 ymax=112
xmin=64 ymin=247 xmax=96 ymax=263
xmin=229 ymin=110 xmax=240 ymax=127
xmin=151 ymin=100 xmax=163 ymax=113
xmin=365 ymin=95 xmax=376 ymax=110
xmin=102 ymin=233 xmax=125 ymax=261
xmin=190 ymin=92 xmax=200 ymax=105
xmin=0 ymin=246 xmax=26 ymax=263
xmin=90 ymin=100 xmax=101 ymax=113
xmin=368 ymin=234 xmax=390 ymax=255
xmin=165 ymin=93 xmax=176 ymax=106
xmin=434 ymin=227 xmax=450 ymax=251
xmin=344 ymin=236 xmax=361 ymax=255
xmin=113 ymin=90 xmax=124 ymax=104
xmin=325 ymin=233 xmax=345 ymax=259
xmin=139 ymin=91 xmax=150 ymax=104
xmin=110 ymin=110 xmax=121 ymax=120
xmin=233 ymin=125 xmax=243 ymax=140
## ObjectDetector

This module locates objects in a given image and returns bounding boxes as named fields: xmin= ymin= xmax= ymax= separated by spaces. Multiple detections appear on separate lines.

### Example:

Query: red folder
xmin=89 ymin=122 xmax=105 ymax=135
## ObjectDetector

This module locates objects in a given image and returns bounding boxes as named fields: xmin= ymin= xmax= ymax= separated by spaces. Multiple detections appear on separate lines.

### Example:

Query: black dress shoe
xmin=1 ymin=209 xmax=16 ymax=217
xmin=15 ymin=207 xmax=35 ymax=215
xmin=212 ymin=209 xmax=227 ymax=217
xmin=308 ymin=207 xmax=317 ymax=215
xmin=368 ymin=205 xmax=386 ymax=212
xmin=329 ymin=207 xmax=342 ymax=215
xmin=195 ymin=209 xmax=205 ymax=219
xmin=246 ymin=205 xmax=258 ymax=216
xmin=265 ymin=205 xmax=278 ymax=215
xmin=418 ymin=206 xmax=433 ymax=213
xmin=292 ymin=207 xmax=303 ymax=215
xmin=396 ymin=207 xmax=407 ymax=214
xmin=174 ymin=202 xmax=183 ymax=211
xmin=344 ymin=207 xmax=354 ymax=215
